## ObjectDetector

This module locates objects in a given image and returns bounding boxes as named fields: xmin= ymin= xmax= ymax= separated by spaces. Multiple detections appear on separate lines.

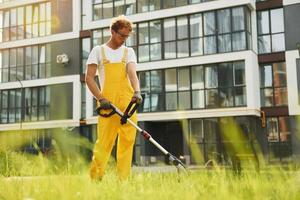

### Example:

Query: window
xmin=163 ymin=18 xmax=176 ymax=59
xmin=260 ymin=62 xmax=287 ymax=107
xmin=190 ymin=13 xmax=203 ymax=56
xmin=91 ymin=0 xmax=217 ymax=21
xmin=0 ymin=3 xmax=51 ymax=42
xmin=266 ymin=117 xmax=292 ymax=162
xmin=0 ymin=44 xmax=51 ymax=83
xmin=0 ymin=86 xmax=50 ymax=124
xmin=138 ymin=0 xmax=160 ymax=13
xmin=139 ymin=61 xmax=246 ymax=113
xmin=138 ymin=20 xmax=162 ymax=62
xmin=93 ymin=0 xmax=129 ymax=20
xmin=89 ymin=6 xmax=250 ymax=64
xmin=257 ymin=8 xmax=285 ymax=54
xmin=139 ymin=70 xmax=164 ymax=112
xmin=81 ymin=38 xmax=91 ymax=74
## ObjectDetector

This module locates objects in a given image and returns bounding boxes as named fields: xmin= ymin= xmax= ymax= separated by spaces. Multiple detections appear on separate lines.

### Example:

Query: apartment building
xmin=1 ymin=0 xmax=300 ymax=166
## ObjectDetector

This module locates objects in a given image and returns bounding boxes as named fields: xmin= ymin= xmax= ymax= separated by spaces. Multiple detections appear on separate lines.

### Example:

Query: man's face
xmin=112 ymin=27 xmax=131 ymax=47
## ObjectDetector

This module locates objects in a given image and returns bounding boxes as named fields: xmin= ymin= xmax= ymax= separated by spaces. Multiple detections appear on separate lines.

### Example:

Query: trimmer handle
xmin=95 ymin=103 xmax=116 ymax=117
xmin=120 ymin=100 xmax=139 ymax=124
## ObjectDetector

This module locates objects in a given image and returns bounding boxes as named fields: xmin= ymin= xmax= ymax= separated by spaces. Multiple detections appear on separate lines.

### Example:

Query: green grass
xmin=0 ymin=151 xmax=300 ymax=200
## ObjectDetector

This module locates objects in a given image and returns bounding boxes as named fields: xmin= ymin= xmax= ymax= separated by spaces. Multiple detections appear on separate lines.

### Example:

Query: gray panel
xmin=284 ymin=3 xmax=300 ymax=50
xmin=51 ymin=38 xmax=80 ymax=76
xmin=297 ymin=59 xmax=300 ymax=104
xmin=51 ymin=0 xmax=73 ymax=33
xmin=50 ymin=83 xmax=73 ymax=120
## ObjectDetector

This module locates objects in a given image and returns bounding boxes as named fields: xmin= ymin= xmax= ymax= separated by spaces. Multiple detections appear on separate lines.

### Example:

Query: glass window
xmin=206 ymin=89 xmax=218 ymax=108
xmin=232 ymin=32 xmax=246 ymax=51
xmin=267 ymin=117 xmax=279 ymax=142
xmin=274 ymin=87 xmax=287 ymax=106
xmin=273 ymin=62 xmax=286 ymax=87
xmin=139 ymin=22 xmax=149 ymax=44
xmin=190 ymin=119 xmax=203 ymax=143
xmin=150 ymin=43 xmax=161 ymax=61
xmin=164 ymin=41 xmax=176 ymax=59
xmin=150 ymin=20 xmax=161 ymax=43
xmin=204 ymin=36 xmax=216 ymax=54
xmin=219 ymin=88 xmax=234 ymax=107
xmin=233 ymin=61 xmax=245 ymax=86
xmin=270 ymin=9 xmax=284 ymax=33
xmin=177 ymin=16 xmax=188 ymax=39
xmin=218 ymin=34 xmax=231 ymax=53
xmin=178 ymin=68 xmax=190 ymax=90
xmin=192 ymin=90 xmax=205 ymax=108
xmin=179 ymin=91 xmax=190 ymax=110
xmin=150 ymin=70 xmax=162 ymax=92
xmin=232 ymin=7 xmax=245 ymax=31
xmin=191 ymin=66 xmax=204 ymax=89
xmin=218 ymin=63 xmax=232 ymax=87
xmin=205 ymin=65 xmax=218 ymax=88
xmin=140 ymin=71 xmax=150 ymax=93
xmin=260 ymin=64 xmax=272 ymax=87
xmin=191 ymin=38 xmax=203 ymax=56
xmin=103 ymin=2 xmax=113 ymax=18
xmin=138 ymin=45 xmax=149 ymax=62
xmin=258 ymin=35 xmax=271 ymax=54
xmin=165 ymin=68 xmax=177 ymax=91
xmin=257 ymin=8 xmax=285 ymax=54
xmin=190 ymin=13 xmax=202 ymax=38
xmin=271 ymin=33 xmax=285 ymax=52
xmin=217 ymin=9 xmax=231 ymax=34
xmin=204 ymin=12 xmax=215 ymax=35
xmin=149 ymin=0 xmax=160 ymax=11
xmin=114 ymin=0 xmax=125 ymax=16
xmin=177 ymin=40 xmax=189 ymax=58
xmin=235 ymin=87 xmax=246 ymax=106
xmin=164 ymin=18 xmax=176 ymax=41
xmin=82 ymin=38 xmax=91 ymax=73
xmin=125 ymin=0 xmax=136 ymax=15
xmin=166 ymin=92 xmax=177 ymax=110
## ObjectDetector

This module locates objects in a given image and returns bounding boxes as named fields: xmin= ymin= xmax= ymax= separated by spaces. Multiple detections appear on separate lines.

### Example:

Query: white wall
xmin=286 ymin=50 xmax=300 ymax=115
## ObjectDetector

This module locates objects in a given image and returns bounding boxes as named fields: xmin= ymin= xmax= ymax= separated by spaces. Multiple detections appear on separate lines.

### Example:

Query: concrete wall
xmin=50 ymin=82 xmax=73 ymax=120
xmin=51 ymin=38 xmax=81 ymax=77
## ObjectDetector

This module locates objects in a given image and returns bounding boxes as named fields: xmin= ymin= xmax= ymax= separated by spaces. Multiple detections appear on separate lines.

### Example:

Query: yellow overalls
xmin=90 ymin=47 xmax=137 ymax=180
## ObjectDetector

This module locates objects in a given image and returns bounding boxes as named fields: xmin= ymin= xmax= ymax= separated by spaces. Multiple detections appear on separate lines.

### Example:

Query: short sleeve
xmin=127 ymin=47 xmax=137 ymax=64
xmin=86 ymin=46 xmax=101 ymax=66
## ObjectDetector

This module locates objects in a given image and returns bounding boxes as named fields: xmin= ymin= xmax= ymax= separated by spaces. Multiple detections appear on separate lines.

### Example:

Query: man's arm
xmin=85 ymin=64 xmax=103 ymax=101
xmin=127 ymin=62 xmax=140 ymax=92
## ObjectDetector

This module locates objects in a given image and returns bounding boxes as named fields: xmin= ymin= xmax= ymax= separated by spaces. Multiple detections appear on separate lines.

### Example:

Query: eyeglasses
xmin=116 ymin=31 xmax=130 ymax=39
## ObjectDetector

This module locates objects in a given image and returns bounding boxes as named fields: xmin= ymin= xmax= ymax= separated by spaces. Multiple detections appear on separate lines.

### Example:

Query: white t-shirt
xmin=86 ymin=44 xmax=137 ymax=89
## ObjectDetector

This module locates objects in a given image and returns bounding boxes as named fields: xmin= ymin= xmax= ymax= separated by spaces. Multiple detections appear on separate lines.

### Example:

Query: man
xmin=85 ymin=15 xmax=142 ymax=180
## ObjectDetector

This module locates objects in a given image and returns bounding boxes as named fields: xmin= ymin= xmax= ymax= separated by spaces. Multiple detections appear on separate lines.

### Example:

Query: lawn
xmin=0 ymin=151 xmax=300 ymax=200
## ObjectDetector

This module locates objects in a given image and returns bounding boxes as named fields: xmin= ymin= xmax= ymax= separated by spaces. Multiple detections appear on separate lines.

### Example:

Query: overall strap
xmin=101 ymin=46 xmax=109 ymax=64
xmin=121 ymin=47 xmax=128 ymax=64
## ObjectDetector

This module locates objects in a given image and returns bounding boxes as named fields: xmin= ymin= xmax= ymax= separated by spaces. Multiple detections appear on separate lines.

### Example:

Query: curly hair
xmin=110 ymin=15 xmax=133 ymax=32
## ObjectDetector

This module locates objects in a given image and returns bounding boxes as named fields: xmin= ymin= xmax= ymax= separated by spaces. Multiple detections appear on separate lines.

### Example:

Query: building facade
xmin=1 ymin=0 xmax=300 ymax=166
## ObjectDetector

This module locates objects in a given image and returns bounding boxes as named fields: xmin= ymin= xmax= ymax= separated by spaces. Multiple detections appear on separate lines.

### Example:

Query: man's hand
xmin=99 ymin=98 xmax=111 ymax=109
xmin=131 ymin=91 xmax=143 ymax=104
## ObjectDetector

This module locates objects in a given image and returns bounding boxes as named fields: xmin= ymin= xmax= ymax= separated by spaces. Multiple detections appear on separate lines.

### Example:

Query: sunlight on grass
xmin=0 ymin=159 xmax=300 ymax=200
